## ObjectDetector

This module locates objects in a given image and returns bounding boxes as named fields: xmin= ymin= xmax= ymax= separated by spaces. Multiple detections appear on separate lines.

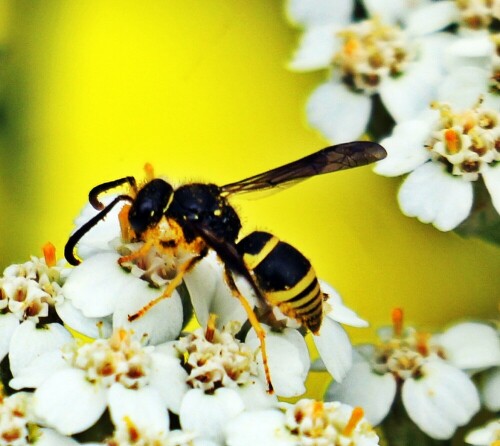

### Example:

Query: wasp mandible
xmin=64 ymin=141 xmax=386 ymax=393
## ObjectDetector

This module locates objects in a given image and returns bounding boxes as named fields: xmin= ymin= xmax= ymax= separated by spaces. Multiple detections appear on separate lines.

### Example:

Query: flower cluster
xmin=286 ymin=0 xmax=500 ymax=237
xmin=320 ymin=308 xmax=500 ymax=440
xmin=0 ymin=179 xmax=373 ymax=445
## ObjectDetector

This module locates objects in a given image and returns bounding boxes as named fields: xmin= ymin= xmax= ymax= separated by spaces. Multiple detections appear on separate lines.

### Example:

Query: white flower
xmin=465 ymin=418 xmax=500 ymax=446
xmin=0 ymin=391 xmax=78 ymax=446
xmin=325 ymin=310 xmax=481 ymax=440
xmin=431 ymin=321 xmax=500 ymax=372
xmin=0 ymin=250 xmax=74 ymax=381
xmin=242 ymin=280 xmax=366 ymax=397
xmin=287 ymin=0 xmax=455 ymax=142
xmin=480 ymin=366 xmax=500 ymax=411
xmin=225 ymin=399 xmax=380 ymax=446
xmin=19 ymin=329 xmax=179 ymax=435
xmin=375 ymin=75 xmax=500 ymax=231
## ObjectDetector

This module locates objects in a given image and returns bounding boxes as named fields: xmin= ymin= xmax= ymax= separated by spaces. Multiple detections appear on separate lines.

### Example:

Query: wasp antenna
xmin=64 ymin=194 xmax=134 ymax=266
xmin=89 ymin=176 xmax=137 ymax=210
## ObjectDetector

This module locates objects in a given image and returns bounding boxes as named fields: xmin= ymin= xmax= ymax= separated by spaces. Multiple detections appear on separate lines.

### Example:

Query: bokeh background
xmin=0 ymin=0 xmax=498 ymax=361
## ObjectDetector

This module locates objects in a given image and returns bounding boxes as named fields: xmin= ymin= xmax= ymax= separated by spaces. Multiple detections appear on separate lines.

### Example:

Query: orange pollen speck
xmin=312 ymin=401 xmax=324 ymax=418
xmin=144 ymin=163 xmax=155 ymax=181
xmin=123 ymin=416 xmax=140 ymax=442
xmin=416 ymin=332 xmax=430 ymax=356
xmin=392 ymin=308 xmax=404 ymax=336
xmin=43 ymin=242 xmax=57 ymax=267
xmin=444 ymin=129 xmax=460 ymax=154
xmin=205 ymin=313 xmax=217 ymax=342
xmin=343 ymin=38 xmax=359 ymax=56
xmin=342 ymin=407 xmax=364 ymax=436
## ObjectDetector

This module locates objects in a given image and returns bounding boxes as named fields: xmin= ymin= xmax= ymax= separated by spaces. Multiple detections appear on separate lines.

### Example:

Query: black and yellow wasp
xmin=64 ymin=141 xmax=386 ymax=392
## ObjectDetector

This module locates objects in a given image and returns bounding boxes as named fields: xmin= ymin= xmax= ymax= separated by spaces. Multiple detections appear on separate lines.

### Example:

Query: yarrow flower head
xmin=375 ymin=89 xmax=500 ymax=231
xmin=324 ymin=309 xmax=481 ymax=440
xmin=175 ymin=319 xmax=259 ymax=393
xmin=225 ymin=398 xmax=380 ymax=446
xmin=11 ymin=329 xmax=181 ymax=436
xmin=0 ymin=244 xmax=73 ymax=385
xmin=287 ymin=0 xmax=455 ymax=142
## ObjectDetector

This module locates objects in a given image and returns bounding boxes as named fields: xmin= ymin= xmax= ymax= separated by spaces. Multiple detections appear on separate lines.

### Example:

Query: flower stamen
xmin=392 ymin=307 xmax=404 ymax=337
xmin=342 ymin=406 xmax=365 ymax=436
xmin=42 ymin=242 xmax=57 ymax=268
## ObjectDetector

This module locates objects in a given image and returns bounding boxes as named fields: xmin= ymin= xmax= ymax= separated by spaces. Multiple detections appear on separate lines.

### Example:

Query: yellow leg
xmin=223 ymin=267 xmax=274 ymax=394
xmin=128 ymin=255 xmax=203 ymax=322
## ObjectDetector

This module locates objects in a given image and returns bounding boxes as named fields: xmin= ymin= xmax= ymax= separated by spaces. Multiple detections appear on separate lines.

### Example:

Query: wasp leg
xmin=128 ymin=254 xmax=204 ymax=322
xmin=223 ymin=267 xmax=274 ymax=394
xmin=118 ymin=238 xmax=155 ymax=266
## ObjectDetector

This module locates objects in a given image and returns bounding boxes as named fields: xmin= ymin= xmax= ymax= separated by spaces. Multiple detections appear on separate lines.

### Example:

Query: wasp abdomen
xmin=237 ymin=231 xmax=323 ymax=334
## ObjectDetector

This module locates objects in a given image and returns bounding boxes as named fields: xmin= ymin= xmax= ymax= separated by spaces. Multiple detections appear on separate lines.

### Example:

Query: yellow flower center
xmin=428 ymin=100 xmax=500 ymax=180
xmin=333 ymin=18 xmax=412 ymax=94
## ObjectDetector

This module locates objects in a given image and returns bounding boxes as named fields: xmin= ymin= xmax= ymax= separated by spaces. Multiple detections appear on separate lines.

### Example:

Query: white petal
xmin=482 ymin=164 xmax=500 ymax=215
xmin=225 ymin=410 xmax=292 ymax=446
xmin=321 ymin=280 xmax=368 ymax=327
xmin=379 ymin=64 xmax=438 ymax=123
xmin=0 ymin=313 xmax=19 ymax=362
xmin=438 ymin=67 xmax=491 ymax=109
xmin=9 ymin=321 xmax=73 ymax=377
xmin=56 ymin=300 xmax=112 ymax=339
xmin=306 ymin=82 xmax=371 ymax=143
xmin=325 ymin=359 xmax=396 ymax=425
xmin=285 ymin=0 xmax=353 ymax=27
xmin=62 ymin=252 xmax=129 ymax=317
xmin=235 ymin=380 xmax=278 ymax=411
xmin=180 ymin=388 xmax=245 ymax=444
xmin=186 ymin=252 xmax=256 ymax=329
xmin=465 ymin=420 xmax=500 ymax=445
xmin=112 ymin=284 xmax=183 ymax=345
xmin=402 ymin=361 xmax=480 ymax=439
xmin=480 ymin=367 xmax=500 ymax=411
xmin=34 ymin=368 xmax=107 ymax=435
xmin=289 ymin=25 xmax=340 ymax=71
xmin=149 ymin=352 xmax=189 ymax=414
xmin=435 ymin=322 xmax=500 ymax=370
xmin=362 ymin=0 xmax=405 ymax=25
xmin=374 ymin=119 xmax=432 ymax=177
xmin=108 ymin=384 xmax=169 ymax=434
xmin=10 ymin=349 xmax=68 ymax=390
xmin=398 ymin=162 xmax=473 ymax=231
xmin=446 ymin=35 xmax=494 ymax=71
xmin=405 ymin=1 xmax=459 ymax=36
xmin=36 ymin=428 xmax=81 ymax=446
xmin=246 ymin=325 xmax=309 ymax=397
xmin=70 ymin=195 xmax=124 ymax=260
xmin=313 ymin=317 xmax=352 ymax=383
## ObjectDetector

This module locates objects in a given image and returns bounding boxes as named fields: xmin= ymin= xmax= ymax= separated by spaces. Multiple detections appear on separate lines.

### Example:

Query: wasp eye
xmin=129 ymin=179 xmax=173 ymax=235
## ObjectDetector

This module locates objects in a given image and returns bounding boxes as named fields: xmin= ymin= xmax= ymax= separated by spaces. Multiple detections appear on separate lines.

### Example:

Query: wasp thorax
xmin=128 ymin=179 xmax=174 ymax=235
xmin=63 ymin=330 xmax=153 ymax=389
xmin=334 ymin=18 xmax=412 ymax=94
xmin=428 ymin=101 xmax=500 ymax=180
xmin=175 ymin=322 xmax=258 ymax=393
xmin=169 ymin=183 xmax=242 ymax=242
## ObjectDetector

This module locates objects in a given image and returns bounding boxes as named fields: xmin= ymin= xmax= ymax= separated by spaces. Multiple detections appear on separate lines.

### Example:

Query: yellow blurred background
xmin=0 ymin=0 xmax=498 ymax=386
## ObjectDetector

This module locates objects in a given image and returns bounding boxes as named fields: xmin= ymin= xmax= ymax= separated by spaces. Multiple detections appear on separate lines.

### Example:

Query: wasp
xmin=64 ymin=141 xmax=386 ymax=392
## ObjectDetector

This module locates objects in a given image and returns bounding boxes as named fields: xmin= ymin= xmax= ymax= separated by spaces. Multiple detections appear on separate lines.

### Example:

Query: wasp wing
xmin=189 ymin=223 xmax=268 ymax=304
xmin=220 ymin=141 xmax=386 ymax=196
